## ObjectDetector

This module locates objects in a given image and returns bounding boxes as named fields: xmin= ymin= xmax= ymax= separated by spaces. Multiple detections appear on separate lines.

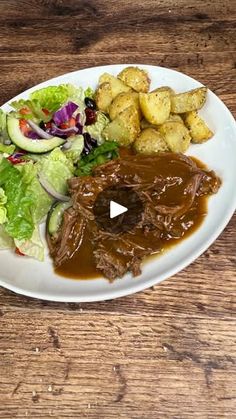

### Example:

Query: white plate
xmin=0 ymin=64 xmax=236 ymax=302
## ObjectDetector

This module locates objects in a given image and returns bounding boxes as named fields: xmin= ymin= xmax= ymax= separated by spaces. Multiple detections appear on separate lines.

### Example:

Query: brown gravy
xmin=55 ymin=153 xmax=213 ymax=280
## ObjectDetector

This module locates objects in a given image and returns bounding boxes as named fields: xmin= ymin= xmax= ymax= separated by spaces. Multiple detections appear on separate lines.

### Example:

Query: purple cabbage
xmin=53 ymin=101 xmax=78 ymax=125
xmin=27 ymin=131 xmax=40 ymax=140
xmin=75 ymin=113 xmax=83 ymax=134
xmin=11 ymin=152 xmax=26 ymax=159
xmin=82 ymin=133 xmax=97 ymax=155
xmin=47 ymin=123 xmax=79 ymax=138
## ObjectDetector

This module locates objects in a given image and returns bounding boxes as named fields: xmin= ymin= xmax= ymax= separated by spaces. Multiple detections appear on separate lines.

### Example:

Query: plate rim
xmin=0 ymin=63 xmax=236 ymax=302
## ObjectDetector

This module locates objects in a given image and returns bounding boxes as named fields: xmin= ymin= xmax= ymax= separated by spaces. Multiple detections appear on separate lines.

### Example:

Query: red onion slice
xmin=28 ymin=120 xmax=53 ymax=140
xmin=38 ymin=173 xmax=70 ymax=202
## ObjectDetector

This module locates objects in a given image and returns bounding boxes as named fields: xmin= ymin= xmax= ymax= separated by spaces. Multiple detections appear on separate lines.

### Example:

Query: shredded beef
xmin=47 ymin=153 xmax=221 ymax=281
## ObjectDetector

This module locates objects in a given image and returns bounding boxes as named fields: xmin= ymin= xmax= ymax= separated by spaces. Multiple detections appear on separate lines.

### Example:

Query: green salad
xmin=0 ymin=83 xmax=118 ymax=260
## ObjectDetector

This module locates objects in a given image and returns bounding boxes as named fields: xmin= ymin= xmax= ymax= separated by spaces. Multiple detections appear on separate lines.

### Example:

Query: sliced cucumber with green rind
xmin=47 ymin=201 xmax=72 ymax=235
xmin=7 ymin=116 xmax=65 ymax=153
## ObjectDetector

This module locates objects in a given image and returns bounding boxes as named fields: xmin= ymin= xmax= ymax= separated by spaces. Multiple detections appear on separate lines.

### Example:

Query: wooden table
xmin=0 ymin=1 xmax=235 ymax=417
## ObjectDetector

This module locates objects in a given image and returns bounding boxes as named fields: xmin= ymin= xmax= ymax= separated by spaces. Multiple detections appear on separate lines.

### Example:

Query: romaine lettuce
xmin=0 ymin=187 xmax=7 ymax=224
xmin=85 ymin=112 xmax=109 ymax=145
xmin=14 ymin=226 xmax=45 ymax=261
xmin=0 ymin=143 xmax=16 ymax=155
xmin=11 ymin=84 xmax=85 ymax=122
xmin=0 ymin=158 xmax=35 ymax=240
xmin=0 ymin=225 xmax=13 ymax=249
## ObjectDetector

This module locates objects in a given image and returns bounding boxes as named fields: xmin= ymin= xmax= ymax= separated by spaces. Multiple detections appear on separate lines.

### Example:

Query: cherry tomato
xmin=15 ymin=247 xmax=25 ymax=256
xmin=19 ymin=119 xmax=31 ymax=136
xmin=7 ymin=156 xmax=23 ymax=165
xmin=19 ymin=107 xmax=31 ymax=115
xmin=60 ymin=123 xmax=69 ymax=129
xmin=68 ymin=117 xmax=76 ymax=127
xmin=42 ymin=108 xmax=50 ymax=116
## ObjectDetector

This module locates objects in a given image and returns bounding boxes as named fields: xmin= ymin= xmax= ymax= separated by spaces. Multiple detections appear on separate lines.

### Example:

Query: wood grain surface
xmin=0 ymin=1 xmax=235 ymax=418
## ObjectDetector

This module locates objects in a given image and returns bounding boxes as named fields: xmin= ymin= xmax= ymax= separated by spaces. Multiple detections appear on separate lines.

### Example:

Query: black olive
xmin=84 ymin=97 xmax=96 ymax=110
xmin=39 ymin=121 xmax=46 ymax=130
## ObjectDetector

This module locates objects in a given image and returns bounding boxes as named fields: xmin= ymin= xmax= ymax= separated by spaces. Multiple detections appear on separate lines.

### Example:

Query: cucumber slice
xmin=7 ymin=116 xmax=65 ymax=153
xmin=47 ymin=201 xmax=71 ymax=235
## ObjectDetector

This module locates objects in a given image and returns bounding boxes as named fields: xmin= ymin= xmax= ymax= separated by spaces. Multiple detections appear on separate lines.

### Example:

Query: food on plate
xmin=171 ymin=87 xmax=207 ymax=114
xmin=134 ymin=128 xmax=168 ymax=154
xmin=118 ymin=66 xmax=150 ymax=93
xmin=183 ymin=111 xmax=213 ymax=143
xmin=103 ymin=105 xmax=140 ymax=146
xmin=47 ymin=153 xmax=221 ymax=281
xmin=159 ymin=121 xmax=191 ymax=152
xmin=108 ymin=91 xmax=141 ymax=121
xmin=139 ymin=90 xmax=171 ymax=125
xmin=95 ymin=68 xmax=213 ymax=153
xmin=95 ymin=82 xmax=113 ymax=112
xmin=99 ymin=73 xmax=131 ymax=99
xmin=151 ymin=86 xmax=175 ymax=95
xmin=7 ymin=116 xmax=65 ymax=153
xmin=0 ymin=65 xmax=218 ymax=282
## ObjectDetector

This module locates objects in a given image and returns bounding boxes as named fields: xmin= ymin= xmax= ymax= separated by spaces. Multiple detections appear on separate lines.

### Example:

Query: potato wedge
xmin=140 ymin=113 xmax=182 ymax=129
xmin=140 ymin=119 xmax=157 ymax=130
xmin=103 ymin=105 xmax=140 ymax=146
xmin=99 ymin=73 xmax=131 ymax=99
xmin=139 ymin=91 xmax=171 ymax=125
xmin=95 ymin=82 xmax=113 ymax=113
xmin=134 ymin=128 xmax=169 ymax=154
xmin=109 ymin=91 xmax=141 ymax=121
xmin=151 ymin=86 xmax=175 ymax=95
xmin=167 ymin=114 xmax=184 ymax=123
xmin=171 ymin=87 xmax=207 ymax=114
xmin=118 ymin=66 xmax=150 ymax=93
xmin=183 ymin=111 xmax=213 ymax=143
xmin=159 ymin=121 xmax=191 ymax=152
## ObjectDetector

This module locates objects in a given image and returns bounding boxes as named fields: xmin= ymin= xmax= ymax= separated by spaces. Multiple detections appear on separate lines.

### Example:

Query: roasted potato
xmin=183 ymin=111 xmax=213 ymax=143
xmin=118 ymin=66 xmax=150 ymax=93
xmin=103 ymin=105 xmax=140 ymax=146
xmin=109 ymin=91 xmax=141 ymax=121
xmin=159 ymin=121 xmax=191 ymax=152
xmin=134 ymin=128 xmax=169 ymax=154
xmin=140 ymin=119 xmax=157 ymax=130
xmin=171 ymin=87 xmax=207 ymax=114
xmin=167 ymin=114 xmax=184 ymax=123
xmin=140 ymin=113 xmax=183 ymax=130
xmin=95 ymin=82 xmax=113 ymax=113
xmin=139 ymin=90 xmax=171 ymax=125
xmin=151 ymin=86 xmax=175 ymax=95
xmin=99 ymin=73 xmax=131 ymax=99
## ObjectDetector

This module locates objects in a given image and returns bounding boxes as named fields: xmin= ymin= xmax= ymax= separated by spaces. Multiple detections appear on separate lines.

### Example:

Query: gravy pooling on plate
xmin=47 ymin=152 xmax=221 ymax=281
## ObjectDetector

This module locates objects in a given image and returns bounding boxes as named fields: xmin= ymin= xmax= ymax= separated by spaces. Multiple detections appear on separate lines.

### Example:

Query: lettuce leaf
xmin=0 ymin=225 xmax=14 ymax=249
xmin=85 ymin=111 xmax=109 ymax=145
xmin=0 ymin=187 xmax=7 ymax=224
xmin=36 ymin=147 xmax=74 ymax=195
xmin=30 ymin=84 xmax=85 ymax=112
xmin=0 ymin=143 xmax=16 ymax=155
xmin=76 ymin=141 xmax=119 ymax=176
xmin=0 ymin=109 xmax=11 ymax=144
xmin=14 ymin=226 xmax=44 ymax=261
xmin=11 ymin=84 xmax=85 ymax=123
xmin=84 ymin=87 xmax=95 ymax=99
xmin=16 ymin=161 xmax=52 ymax=223
xmin=0 ymin=158 xmax=35 ymax=240
xmin=0 ymin=146 xmax=74 ymax=258
xmin=10 ymin=98 xmax=50 ymax=122
xmin=63 ymin=135 xmax=84 ymax=163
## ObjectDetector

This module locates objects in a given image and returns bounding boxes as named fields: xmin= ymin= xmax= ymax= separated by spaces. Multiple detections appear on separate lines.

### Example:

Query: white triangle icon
xmin=110 ymin=200 xmax=128 ymax=219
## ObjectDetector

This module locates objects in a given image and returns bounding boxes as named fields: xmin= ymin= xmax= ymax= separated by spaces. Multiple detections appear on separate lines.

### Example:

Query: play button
xmin=110 ymin=201 xmax=128 ymax=219
xmin=93 ymin=186 xmax=144 ymax=234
